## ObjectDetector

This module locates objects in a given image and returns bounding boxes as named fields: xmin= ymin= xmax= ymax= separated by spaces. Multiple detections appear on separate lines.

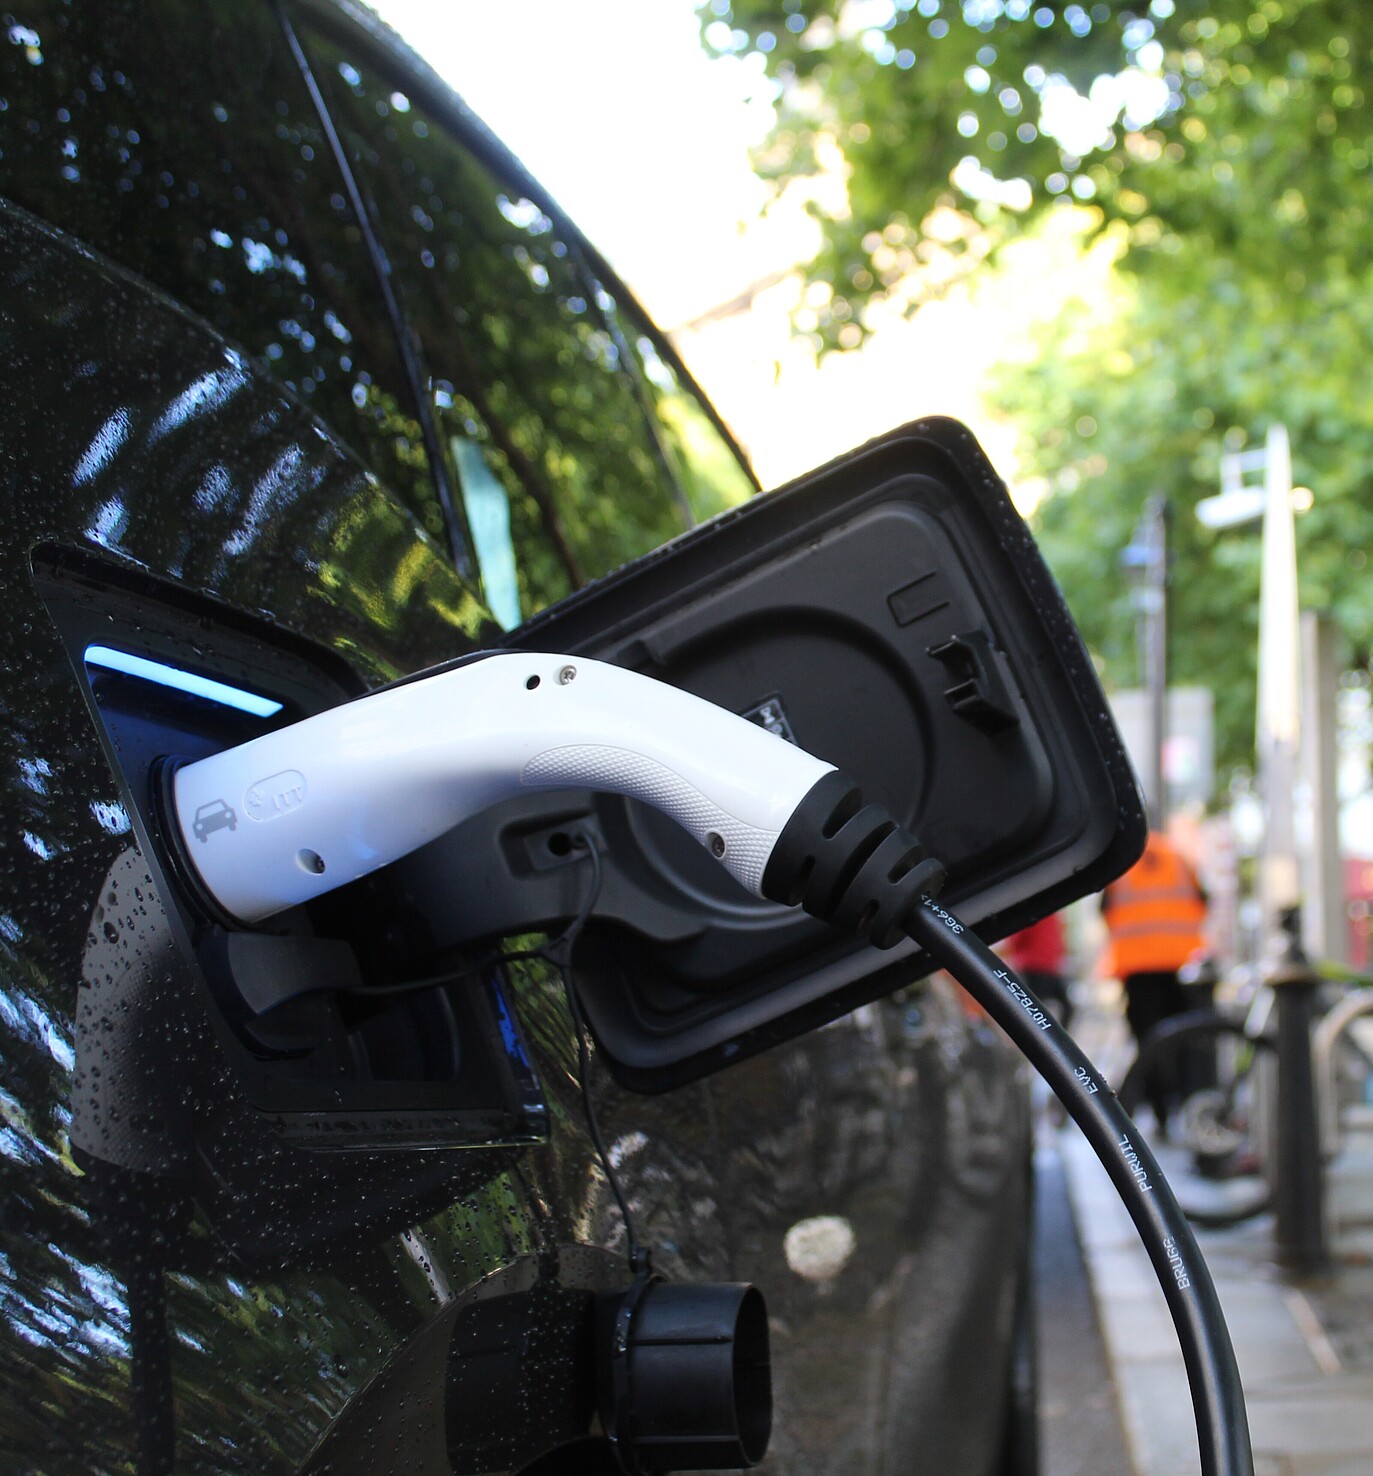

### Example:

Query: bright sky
xmin=369 ymin=0 xmax=778 ymax=327
xmin=366 ymin=0 xmax=1111 ymax=492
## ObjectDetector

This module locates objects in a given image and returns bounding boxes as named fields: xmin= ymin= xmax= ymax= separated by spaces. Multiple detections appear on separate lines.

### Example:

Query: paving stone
xmin=1088 ymin=1245 xmax=1176 ymax=1302
xmin=1111 ymin=1358 xmax=1203 ymax=1476
xmin=1217 ymin=1294 xmax=1324 ymax=1386
xmin=1248 ymin=1378 xmax=1373 ymax=1459
xmin=1095 ymin=1288 xmax=1184 ymax=1364
xmin=1282 ymin=1458 xmax=1373 ymax=1476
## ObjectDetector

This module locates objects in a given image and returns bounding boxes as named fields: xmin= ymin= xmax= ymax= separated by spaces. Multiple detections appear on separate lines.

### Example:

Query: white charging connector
xmin=170 ymin=652 xmax=835 ymax=924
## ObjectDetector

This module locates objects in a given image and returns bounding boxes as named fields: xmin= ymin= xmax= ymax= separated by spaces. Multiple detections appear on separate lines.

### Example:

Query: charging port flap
xmin=421 ymin=416 xmax=1146 ymax=1090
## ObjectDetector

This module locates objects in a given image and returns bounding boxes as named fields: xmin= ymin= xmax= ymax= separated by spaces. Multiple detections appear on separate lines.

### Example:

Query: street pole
xmin=1256 ymin=424 xmax=1302 ymax=956
xmin=1202 ymin=427 xmax=1330 ymax=1267
xmin=1271 ymin=954 xmax=1329 ymax=1273
xmin=1301 ymin=612 xmax=1345 ymax=964
xmin=1126 ymin=497 xmax=1170 ymax=829
xmin=1144 ymin=497 xmax=1169 ymax=831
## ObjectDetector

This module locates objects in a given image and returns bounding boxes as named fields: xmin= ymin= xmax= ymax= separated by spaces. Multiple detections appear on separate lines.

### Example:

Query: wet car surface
xmin=0 ymin=3 xmax=1033 ymax=1472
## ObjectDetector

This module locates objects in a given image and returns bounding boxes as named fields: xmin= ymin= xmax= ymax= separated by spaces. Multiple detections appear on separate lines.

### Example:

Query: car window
xmin=0 ymin=0 xmax=755 ymax=626
xmin=302 ymin=13 xmax=755 ymax=617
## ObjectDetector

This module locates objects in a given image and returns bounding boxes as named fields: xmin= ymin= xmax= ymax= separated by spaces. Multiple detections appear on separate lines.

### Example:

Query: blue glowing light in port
xmin=84 ymin=645 xmax=284 ymax=718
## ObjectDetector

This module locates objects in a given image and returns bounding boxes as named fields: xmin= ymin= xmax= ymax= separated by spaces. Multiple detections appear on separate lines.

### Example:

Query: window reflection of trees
xmin=0 ymin=1 xmax=445 ymax=543
xmin=309 ymin=47 xmax=669 ymax=612
xmin=304 ymin=25 xmax=754 ymax=617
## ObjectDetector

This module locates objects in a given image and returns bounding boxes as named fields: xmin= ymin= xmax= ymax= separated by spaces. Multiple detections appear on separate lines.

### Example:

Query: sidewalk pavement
xmin=1060 ymin=990 xmax=1373 ymax=1476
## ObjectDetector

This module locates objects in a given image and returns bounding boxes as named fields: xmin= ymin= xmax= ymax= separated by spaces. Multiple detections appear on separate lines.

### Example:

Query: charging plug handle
xmin=169 ymin=652 xmax=838 ymax=925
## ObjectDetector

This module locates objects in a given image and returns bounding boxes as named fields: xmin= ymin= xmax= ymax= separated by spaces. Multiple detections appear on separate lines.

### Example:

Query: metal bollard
xmin=1270 ymin=961 xmax=1328 ymax=1273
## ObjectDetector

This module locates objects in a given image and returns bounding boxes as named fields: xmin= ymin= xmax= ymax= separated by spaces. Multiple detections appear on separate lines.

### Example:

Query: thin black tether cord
xmin=270 ymin=0 xmax=472 ymax=578
xmin=906 ymin=895 xmax=1253 ymax=1476
xmin=542 ymin=834 xmax=643 ymax=1269
xmin=344 ymin=834 xmax=640 ymax=1262
xmin=127 ymin=1250 xmax=175 ymax=1476
xmin=342 ymin=835 xmax=640 ymax=1264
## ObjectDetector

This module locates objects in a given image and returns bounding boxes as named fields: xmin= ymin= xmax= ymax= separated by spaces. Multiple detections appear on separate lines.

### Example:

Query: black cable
xmin=126 ymin=1252 xmax=175 ymax=1476
xmin=270 ymin=0 xmax=472 ymax=578
xmin=341 ymin=950 xmax=542 ymax=998
xmin=905 ymin=894 xmax=1253 ymax=1476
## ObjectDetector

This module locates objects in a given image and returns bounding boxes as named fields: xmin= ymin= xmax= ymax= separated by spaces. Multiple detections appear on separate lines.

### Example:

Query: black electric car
xmin=0 ymin=3 xmax=1146 ymax=1472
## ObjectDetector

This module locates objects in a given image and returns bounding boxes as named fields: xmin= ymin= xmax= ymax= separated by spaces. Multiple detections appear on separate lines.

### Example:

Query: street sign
xmin=1195 ymin=485 xmax=1267 ymax=529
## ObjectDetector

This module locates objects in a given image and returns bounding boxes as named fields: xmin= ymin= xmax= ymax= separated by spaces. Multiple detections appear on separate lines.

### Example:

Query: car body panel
xmin=0 ymin=4 xmax=1031 ymax=1472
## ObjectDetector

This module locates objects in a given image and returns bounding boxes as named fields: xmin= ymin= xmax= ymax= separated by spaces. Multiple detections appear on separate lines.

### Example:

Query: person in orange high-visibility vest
xmin=1102 ymin=830 xmax=1208 ymax=1135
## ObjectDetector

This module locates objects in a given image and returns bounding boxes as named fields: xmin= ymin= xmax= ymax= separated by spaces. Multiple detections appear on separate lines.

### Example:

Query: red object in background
xmin=1345 ymin=858 xmax=1373 ymax=970
xmin=1003 ymin=912 xmax=1066 ymax=975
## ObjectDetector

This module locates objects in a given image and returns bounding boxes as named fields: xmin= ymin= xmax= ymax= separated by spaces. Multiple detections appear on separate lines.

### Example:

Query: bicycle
xmin=1117 ymin=953 xmax=1373 ymax=1229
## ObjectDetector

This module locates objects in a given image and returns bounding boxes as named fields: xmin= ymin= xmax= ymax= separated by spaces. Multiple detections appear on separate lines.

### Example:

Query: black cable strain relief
xmin=761 ymin=771 xmax=858 ymax=906
xmin=834 ymin=832 xmax=947 ymax=949
xmin=761 ymin=771 xmax=945 ymax=949
xmin=799 ymin=802 xmax=895 ymax=918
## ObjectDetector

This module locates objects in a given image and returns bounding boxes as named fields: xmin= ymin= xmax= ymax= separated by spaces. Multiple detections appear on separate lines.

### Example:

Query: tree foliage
xmin=706 ymin=0 xmax=1373 ymax=774
xmin=990 ymin=231 xmax=1373 ymax=775
xmin=707 ymin=0 xmax=1373 ymax=343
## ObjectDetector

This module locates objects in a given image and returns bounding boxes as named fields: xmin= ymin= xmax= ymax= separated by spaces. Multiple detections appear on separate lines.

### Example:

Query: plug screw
xmin=558 ymin=665 xmax=577 ymax=685
xmin=708 ymin=832 xmax=726 ymax=858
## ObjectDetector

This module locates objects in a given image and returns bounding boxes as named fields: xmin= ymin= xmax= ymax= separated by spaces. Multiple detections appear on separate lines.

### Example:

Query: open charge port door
xmin=396 ymin=417 xmax=1144 ymax=1091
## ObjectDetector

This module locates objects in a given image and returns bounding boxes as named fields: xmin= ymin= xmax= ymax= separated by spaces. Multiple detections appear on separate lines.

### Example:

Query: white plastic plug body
xmin=171 ymin=651 xmax=835 ymax=924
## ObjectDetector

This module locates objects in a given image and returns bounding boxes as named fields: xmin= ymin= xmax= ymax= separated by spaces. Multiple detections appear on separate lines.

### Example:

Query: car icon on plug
xmin=192 ymin=798 xmax=237 ymax=842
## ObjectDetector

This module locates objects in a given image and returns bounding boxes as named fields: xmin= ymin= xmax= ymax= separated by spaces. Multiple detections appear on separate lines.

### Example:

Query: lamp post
xmin=1256 ymin=426 xmax=1303 ymax=940
xmin=1201 ymin=424 xmax=1326 ymax=1270
xmin=1197 ymin=423 xmax=1302 ymax=955
xmin=1121 ymin=496 xmax=1170 ymax=829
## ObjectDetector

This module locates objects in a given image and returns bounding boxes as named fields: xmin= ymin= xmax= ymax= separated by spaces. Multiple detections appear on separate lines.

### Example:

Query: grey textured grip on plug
xmin=522 ymin=745 xmax=780 ymax=895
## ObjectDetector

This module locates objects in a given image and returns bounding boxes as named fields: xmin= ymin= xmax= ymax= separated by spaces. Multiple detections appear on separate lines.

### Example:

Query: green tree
xmin=987 ymin=228 xmax=1373 ymax=772
xmin=706 ymin=0 xmax=1373 ymax=771
xmin=707 ymin=1 xmax=1373 ymax=342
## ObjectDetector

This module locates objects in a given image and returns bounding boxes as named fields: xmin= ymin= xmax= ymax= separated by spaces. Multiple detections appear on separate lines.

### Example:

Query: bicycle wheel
xmin=1331 ymin=1011 xmax=1373 ymax=1146
xmin=1118 ymin=1010 xmax=1276 ymax=1228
